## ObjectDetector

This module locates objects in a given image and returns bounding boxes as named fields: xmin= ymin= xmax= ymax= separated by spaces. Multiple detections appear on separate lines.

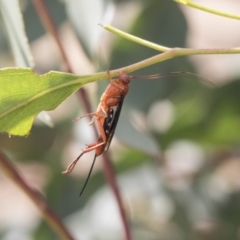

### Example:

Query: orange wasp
xmin=62 ymin=71 xmax=214 ymax=195
xmin=62 ymin=72 xmax=130 ymax=195
xmin=62 ymin=72 xmax=130 ymax=173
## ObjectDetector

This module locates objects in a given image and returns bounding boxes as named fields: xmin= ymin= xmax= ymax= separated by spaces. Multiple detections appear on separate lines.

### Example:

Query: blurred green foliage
xmin=1 ymin=0 xmax=240 ymax=240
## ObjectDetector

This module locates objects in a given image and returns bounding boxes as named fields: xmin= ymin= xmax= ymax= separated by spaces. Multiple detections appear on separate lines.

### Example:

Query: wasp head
xmin=118 ymin=72 xmax=131 ymax=84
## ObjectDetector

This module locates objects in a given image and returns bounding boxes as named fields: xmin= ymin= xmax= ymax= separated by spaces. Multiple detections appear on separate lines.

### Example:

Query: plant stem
xmin=106 ymin=47 xmax=240 ymax=79
xmin=103 ymin=24 xmax=170 ymax=52
xmin=175 ymin=0 xmax=240 ymax=20
xmin=0 ymin=151 xmax=75 ymax=240
xmin=103 ymin=25 xmax=240 ymax=55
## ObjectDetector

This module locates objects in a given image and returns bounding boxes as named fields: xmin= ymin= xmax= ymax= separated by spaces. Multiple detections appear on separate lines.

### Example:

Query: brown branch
xmin=31 ymin=0 xmax=93 ymax=114
xmin=0 ymin=151 xmax=75 ymax=240
xmin=102 ymin=154 xmax=132 ymax=240
xmin=32 ymin=1 xmax=132 ymax=240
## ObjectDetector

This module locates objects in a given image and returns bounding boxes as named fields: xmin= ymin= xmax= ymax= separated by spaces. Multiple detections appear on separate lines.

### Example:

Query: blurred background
xmin=1 ymin=0 xmax=240 ymax=239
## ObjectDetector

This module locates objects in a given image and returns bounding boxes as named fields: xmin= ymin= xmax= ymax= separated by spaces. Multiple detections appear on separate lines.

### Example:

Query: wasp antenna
xmin=79 ymin=154 xmax=97 ymax=197
xmin=131 ymin=72 xmax=217 ymax=87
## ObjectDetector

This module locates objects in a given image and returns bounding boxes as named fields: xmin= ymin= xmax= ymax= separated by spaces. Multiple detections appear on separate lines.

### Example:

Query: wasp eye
xmin=119 ymin=72 xmax=131 ymax=83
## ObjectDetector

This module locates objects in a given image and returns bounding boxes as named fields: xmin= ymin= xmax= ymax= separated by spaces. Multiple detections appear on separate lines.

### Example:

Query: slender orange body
xmin=95 ymin=73 xmax=130 ymax=142
xmin=62 ymin=72 xmax=130 ymax=174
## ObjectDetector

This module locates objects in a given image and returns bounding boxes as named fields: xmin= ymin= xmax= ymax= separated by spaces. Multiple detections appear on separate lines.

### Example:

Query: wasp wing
xmin=104 ymin=98 xmax=124 ymax=152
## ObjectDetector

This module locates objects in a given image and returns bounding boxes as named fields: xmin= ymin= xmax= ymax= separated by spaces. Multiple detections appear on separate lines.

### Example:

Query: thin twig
xmin=32 ymin=0 xmax=93 ymax=114
xmin=0 ymin=151 xmax=75 ymax=240
xmin=103 ymin=25 xmax=240 ymax=54
xmin=175 ymin=0 xmax=240 ymax=20
xmin=102 ymin=154 xmax=131 ymax=240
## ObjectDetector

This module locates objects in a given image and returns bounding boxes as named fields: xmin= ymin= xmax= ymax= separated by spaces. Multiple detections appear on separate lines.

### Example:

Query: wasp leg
xmin=62 ymin=140 xmax=106 ymax=174
xmin=74 ymin=112 xmax=98 ymax=121
xmin=74 ymin=112 xmax=107 ymax=125
xmin=106 ymin=70 xmax=114 ymax=83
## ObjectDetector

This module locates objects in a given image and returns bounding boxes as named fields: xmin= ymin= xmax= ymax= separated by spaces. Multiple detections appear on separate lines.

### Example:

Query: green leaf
xmin=0 ymin=68 xmax=106 ymax=136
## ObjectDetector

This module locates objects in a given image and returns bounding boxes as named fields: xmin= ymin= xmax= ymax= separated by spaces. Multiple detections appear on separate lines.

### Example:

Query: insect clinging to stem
xmin=62 ymin=71 xmax=130 ymax=174
xmin=62 ymin=70 xmax=215 ymax=196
